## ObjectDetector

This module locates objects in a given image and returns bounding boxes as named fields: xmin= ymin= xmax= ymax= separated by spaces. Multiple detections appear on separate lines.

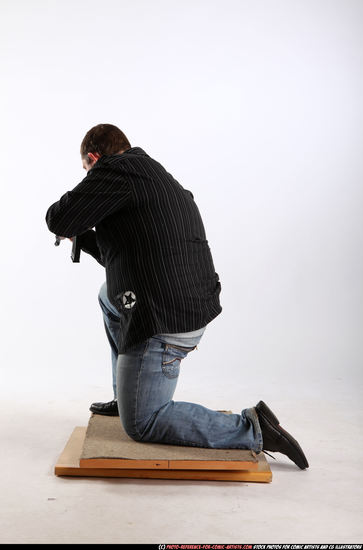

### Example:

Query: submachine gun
xmin=54 ymin=235 xmax=81 ymax=262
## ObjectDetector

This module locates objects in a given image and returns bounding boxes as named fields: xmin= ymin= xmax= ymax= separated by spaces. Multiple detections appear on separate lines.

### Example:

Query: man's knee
xmin=124 ymin=427 xmax=144 ymax=442
xmin=120 ymin=412 xmax=151 ymax=443
xmin=121 ymin=420 xmax=145 ymax=442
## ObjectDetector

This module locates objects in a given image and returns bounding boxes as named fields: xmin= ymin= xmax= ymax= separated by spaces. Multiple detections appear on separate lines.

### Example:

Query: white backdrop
xmin=1 ymin=0 xmax=362 ymax=414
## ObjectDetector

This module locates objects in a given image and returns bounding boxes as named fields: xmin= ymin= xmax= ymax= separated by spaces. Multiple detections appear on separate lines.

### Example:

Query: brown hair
xmin=80 ymin=124 xmax=131 ymax=158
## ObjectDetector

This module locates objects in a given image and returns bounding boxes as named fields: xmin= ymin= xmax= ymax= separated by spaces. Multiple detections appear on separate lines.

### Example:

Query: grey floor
xmin=1 ymin=375 xmax=362 ymax=544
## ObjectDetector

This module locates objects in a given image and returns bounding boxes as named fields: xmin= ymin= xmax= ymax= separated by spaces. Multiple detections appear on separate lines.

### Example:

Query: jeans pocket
xmin=161 ymin=343 xmax=195 ymax=379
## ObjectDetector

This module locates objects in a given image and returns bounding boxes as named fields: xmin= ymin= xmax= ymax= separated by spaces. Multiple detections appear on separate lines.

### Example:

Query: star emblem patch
xmin=122 ymin=290 xmax=136 ymax=309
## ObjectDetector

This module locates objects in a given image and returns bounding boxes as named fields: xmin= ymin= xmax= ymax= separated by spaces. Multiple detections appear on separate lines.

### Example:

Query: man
xmin=46 ymin=124 xmax=309 ymax=469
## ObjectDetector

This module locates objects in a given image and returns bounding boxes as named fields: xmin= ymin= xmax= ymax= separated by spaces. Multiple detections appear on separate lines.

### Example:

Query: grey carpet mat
xmin=80 ymin=414 xmax=257 ymax=462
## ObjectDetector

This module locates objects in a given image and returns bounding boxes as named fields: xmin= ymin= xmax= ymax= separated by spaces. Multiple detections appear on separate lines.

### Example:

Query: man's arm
xmin=45 ymin=159 xmax=131 ymax=238
xmin=77 ymin=229 xmax=105 ymax=267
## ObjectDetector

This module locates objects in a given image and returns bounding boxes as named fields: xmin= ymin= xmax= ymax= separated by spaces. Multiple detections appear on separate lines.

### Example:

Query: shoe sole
xmin=89 ymin=408 xmax=119 ymax=416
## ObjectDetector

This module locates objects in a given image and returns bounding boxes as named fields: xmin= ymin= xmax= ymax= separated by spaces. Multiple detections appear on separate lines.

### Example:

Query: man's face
xmin=82 ymin=156 xmax=91 ymax=172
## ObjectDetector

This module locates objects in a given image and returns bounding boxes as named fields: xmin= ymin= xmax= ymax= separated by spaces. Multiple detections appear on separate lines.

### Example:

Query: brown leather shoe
xmin=255 ymin=400 xmax=309 ymax=469
xmin=89 ymin=399 xmax=119 ymax=416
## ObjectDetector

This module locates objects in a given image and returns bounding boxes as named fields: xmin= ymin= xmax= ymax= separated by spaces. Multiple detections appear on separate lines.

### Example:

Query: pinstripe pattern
xmin=46 ymin=147 xmax=222 ymax=352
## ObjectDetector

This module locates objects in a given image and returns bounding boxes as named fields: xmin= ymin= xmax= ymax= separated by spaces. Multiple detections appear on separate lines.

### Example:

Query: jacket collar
xmin=98 ymin=147 xmax=148 ymax=165
xmin=122 ymin=146 xmax=147 ymax=156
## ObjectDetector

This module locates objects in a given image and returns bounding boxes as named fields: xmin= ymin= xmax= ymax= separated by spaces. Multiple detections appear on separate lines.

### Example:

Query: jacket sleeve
xmin=45 ymin=160 xmax=131 ymax=238
xmin=77 ymin=229 xmax=105 ymax=267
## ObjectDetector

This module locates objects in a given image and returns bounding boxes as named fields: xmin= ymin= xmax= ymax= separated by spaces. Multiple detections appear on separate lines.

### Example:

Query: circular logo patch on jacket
xmin=122 ymin=290 xmax=136 ymax=309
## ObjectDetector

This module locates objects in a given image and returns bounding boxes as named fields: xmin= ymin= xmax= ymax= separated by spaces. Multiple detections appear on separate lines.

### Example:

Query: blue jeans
xmin=98 ymin=281 xmax=263 ymax=451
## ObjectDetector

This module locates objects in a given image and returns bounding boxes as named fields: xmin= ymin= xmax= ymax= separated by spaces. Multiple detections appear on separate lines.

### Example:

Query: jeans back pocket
xmin=161 ymin=343 xmax=196 ymax=379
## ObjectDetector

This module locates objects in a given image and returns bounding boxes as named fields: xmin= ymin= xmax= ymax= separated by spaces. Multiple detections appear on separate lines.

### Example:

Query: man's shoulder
xmin=105 ymin=147 xmax=150 ymax=164
xmin=94 ymin=147 xmax=152 ymax=173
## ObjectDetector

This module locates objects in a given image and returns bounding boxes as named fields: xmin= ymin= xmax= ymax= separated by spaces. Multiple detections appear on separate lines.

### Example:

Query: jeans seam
xmin=133 ymin=339 xmax=151 ymax=440
xmin=244 ymin=407 xmax=263 ymax=453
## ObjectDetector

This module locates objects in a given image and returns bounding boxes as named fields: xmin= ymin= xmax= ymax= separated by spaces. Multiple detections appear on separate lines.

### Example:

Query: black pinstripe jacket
xmin=45 ymin=147 xmax=222 ymax=352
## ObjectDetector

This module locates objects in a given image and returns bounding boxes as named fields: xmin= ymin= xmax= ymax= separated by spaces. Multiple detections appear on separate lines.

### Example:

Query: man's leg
xmin=90 ymin=281 xmax=120 ymax=415
xmin=116 ymin=336 xmax=263 ymax=451
xmin=97 ymin=289 xmax=308 ymax=467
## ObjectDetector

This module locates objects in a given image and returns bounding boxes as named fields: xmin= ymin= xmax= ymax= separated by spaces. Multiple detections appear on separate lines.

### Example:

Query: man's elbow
xmin=45 ymin=208 xmax=56 ymax=234
xmin=45 ymin=210 xmax=73 ymax=237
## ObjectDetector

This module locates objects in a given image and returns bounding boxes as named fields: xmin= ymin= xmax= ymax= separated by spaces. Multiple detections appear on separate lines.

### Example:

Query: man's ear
xmin=88 ymin=152 xmax=101 ymax=163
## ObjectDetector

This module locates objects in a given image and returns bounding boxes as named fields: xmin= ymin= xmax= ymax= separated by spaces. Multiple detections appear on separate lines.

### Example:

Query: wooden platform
xmin=55 ymin=415 xmax=272 ymax=483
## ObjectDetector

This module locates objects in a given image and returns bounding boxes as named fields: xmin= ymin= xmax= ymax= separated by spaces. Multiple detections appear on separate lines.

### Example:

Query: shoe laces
xmin=263 ymin=450 xmax=277 ymax=460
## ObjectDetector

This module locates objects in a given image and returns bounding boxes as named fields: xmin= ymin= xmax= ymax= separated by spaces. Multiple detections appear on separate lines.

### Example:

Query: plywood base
xmin=55 ymin=427 xmax=272 ymax=483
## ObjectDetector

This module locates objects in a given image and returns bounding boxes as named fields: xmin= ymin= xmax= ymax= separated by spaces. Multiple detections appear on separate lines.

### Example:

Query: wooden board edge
xmin=55 ymin=465 xmax=272 ymax=482
xmin=55 ymin=426 xmax=86 ymax=468
xmin=54 ymin=427 xmax=272 ymax=483
xmin=80 ymin=457 xmax=258 ymax=471
xmin=168 ymin=459 xmax=258 ymax=471
xmin=79 ymin=458 xmax=170 ymax=469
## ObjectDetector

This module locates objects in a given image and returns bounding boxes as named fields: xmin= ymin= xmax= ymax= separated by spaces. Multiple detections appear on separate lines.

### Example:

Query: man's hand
xmin=55 ymin=228 xmax=93 ymax=246
xmin=57 ymin=236 xmax=74 ymax=242
xmin=54 ymin=235 xmax=74 ymax=246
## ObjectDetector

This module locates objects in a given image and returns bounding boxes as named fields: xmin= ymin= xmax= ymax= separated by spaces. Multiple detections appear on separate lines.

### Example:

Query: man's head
xmin=80 ymin=123 xmax=131 ymax=171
